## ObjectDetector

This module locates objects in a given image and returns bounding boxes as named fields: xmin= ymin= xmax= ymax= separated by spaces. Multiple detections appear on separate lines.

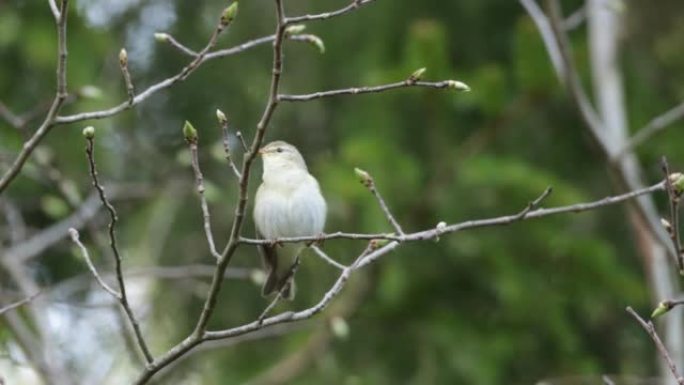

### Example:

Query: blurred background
xmin=2 ymin=0 xmax=684 ymax=384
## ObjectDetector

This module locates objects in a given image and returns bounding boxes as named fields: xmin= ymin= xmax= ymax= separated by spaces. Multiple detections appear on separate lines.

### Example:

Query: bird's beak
xmin=258 ymin=148 xmax=266 ymax=155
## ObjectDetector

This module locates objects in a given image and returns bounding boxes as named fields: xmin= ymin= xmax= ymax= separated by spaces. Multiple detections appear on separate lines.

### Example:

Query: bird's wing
xmin=256 ymin=232 xmax=280 ymax=296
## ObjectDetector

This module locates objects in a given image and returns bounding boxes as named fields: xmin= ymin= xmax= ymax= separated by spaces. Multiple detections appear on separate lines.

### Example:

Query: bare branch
xmin=236 ymin=131 xmax=249 ymax=152
xmin=311 ymin=245 xmax=347 ymax=270
xmin=661 ymin=158 xmax=684 ymax=271
xmin=355 ymin=168 xmax=405 ymax=235
xmin=0 ymin=100 xmax=24 ymax=129
xmin=626 ymin=307 xmax=684 ymax=385
xmin=186 ymin=125 xmax=222 ymax=260
xmin=286 ymin=0 xmax=376 ymax=24
xmin=0 ymin=292 xmax=40 ymax=315
xmin=512 ymin=186 xmax=553 ymax=220
xmin=84 ymin=136 xmax=154 ymax=364
xmin=118 ymin=48 xmax=135 ymax=105
xmin=0 ymin=0 xmax=70 ymax=193
xmin=240 ymin=181 xmax=665 ymax=246
xmin=155 ymin=33 xmax=198 ymax=57
xmin=48 ymin=0 xmax=60 ymax=20
xmin=279 ymin=79 xmax=469 ymax=102
xmin=216 ymin=109 xmax=242 ymax=179
xmin=68 ymin=228 xmax=120 ymax=298
xmin=615 ymin=101 xmax=684 ymax=159
xmin=562 ymin=4 xmax=586 ymax=31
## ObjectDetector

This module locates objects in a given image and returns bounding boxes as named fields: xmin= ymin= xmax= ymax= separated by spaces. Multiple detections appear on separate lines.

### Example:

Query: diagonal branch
xmin=615 ymin=100 xmax=684 ymax=159
xmin=185 ymin=123 xmax=222 ymax=260
xmin=84 ymin=135 xmax=154 ymax=364
xmin=279 ymin=80 xmax=469 ymax=102
xmin=0 ymin=0 xmax=69 ymax=194
xmin=68 ymin=228 xmax=120 ymax=298
xmin=0 ymin=291 xmax=40 ymax=315
xmin=285 ymin=0 xmax=376 ymax=24
xmin=626 ymin=307 xmax=684 ymax=385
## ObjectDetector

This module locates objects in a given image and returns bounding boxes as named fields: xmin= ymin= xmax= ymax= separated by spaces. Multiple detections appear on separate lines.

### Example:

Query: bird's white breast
xmin=254 ymin=169 xmax=326 ymax=239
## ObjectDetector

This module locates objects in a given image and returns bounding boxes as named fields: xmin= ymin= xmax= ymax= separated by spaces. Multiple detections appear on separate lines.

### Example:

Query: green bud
xmin=409 ymin=67 xmax=426 ymax=82
xmin=670 ymin=173 xmax=684 ymax=195
xmin=446 ymin=80 xmax=470 ymax=92
xmin=285 ymin=24 xmax=307 ymax=35
xmin=221 ymin=2 xmax=239 ymax=25
xmin=82 ymin=126 xmax=95 ymax=139
xmin=154 ymin=32 xmax=170 ymax=42
xmin=651 ymin=300 xmax=673 ymax=319
xmin=216 ymin=109 xmax=228 ymax=125
xmin=119 ymin=48 xmax=128 ymax=67
xmin=183 ymin=120 xmax=198 ymax=143
xmin=306 ymin=35 xmax=325 ymax=54
xmin=354 ymin=167 xmax=373 ymax=187
xmin=369 ymin=238 xmax=390 ymax=250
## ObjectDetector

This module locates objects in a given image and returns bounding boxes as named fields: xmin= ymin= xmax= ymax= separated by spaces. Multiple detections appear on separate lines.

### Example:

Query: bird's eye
xmin=276 ymin=147 xmax=283 ymax=153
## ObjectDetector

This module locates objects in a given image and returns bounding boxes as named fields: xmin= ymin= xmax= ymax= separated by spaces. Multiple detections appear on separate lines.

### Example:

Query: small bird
xmin=253 ymin=141 xmax=327 ymax=299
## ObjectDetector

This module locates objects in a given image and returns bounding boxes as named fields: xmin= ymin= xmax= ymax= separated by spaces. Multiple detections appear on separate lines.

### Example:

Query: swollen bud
xmin=369 ymin=238 xmax=390 ymax=250
xmin=301 ymin=35 xmax=325 ymax=54
xmin=408 ymin=67 xmax=426 ymax=83
xmin=183 ymin=120 xmax=198 ymax=144
xmin=669 ymin=173 xmax=684 ymax=196
xmin=216 ymin=109 xmax=228 ymax=125
xmin=154 ymin=32 xmax=170 ymax=42
xmin=354 ymin=167 xmax=373 ymax=187
xmin=119 ymin=48 xmax=128 ymax=67
xmin=661 ymin=218 xmax=673 ymax=234
xmin=446 ymin=80 xmax=470 ymax=92
xmin=82 ymin=126 xmax=95 ymax=139
xmin=221 ymin=2 xmax=239 ymax=25
xmin=285 ymin=24 xmax=307 ymax=36
xmin=651 ymin=300 xmax=673 ymax=319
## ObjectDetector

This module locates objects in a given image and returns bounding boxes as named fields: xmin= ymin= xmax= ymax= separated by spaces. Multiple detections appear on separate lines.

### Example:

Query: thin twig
xmin=85 ymin=136 xmax=154 ymax=364
xmin=187 ymin=136 xmax=222 ymax=260
xmin=0 ymin=292 xmax=40 ymax=315
xmin=311 ymin=245 xmax=347 ymax=270
xmin=356 ymin=169 xmax=405 ymax=235
xmin=236 ymin=131 xmax=249 ymax=152
xmin=118 ymin=49 xmax=135 ymax=105
xmin=615 ymin=101 xmax=684 ymax=159
xmin=55 ymin=35 xmax=268 ymax=125
xmin=0 ymin=100 xmax=24 ymax=129
xmin=512 ymin=186 xmax=553 ymax=220
xmin=217 ymin=111 xmax=242 ymax=179
xmin=285 ymin=0 xmax=376 ymax=24
xmin=626 ymin=307 xmax=684 ymax=385
xmin=562 ymin=4 xmax=586 ymax=31
xmin=48 ymin=0 xmax=60 ymax=20
xmin=661 ymin=157 xmax=684 ymax=272
xmin=68 ymin=228 xmax=120 ymax=298
xmin=158 ymin=33 xmax=198 ymax=57
xmin=279 ymin=80 xmax=469 ymax=102
xmin=0 ymin=0 xmax=69 ymax=193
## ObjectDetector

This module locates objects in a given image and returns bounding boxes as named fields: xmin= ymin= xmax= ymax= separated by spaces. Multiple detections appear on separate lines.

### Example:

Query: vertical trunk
xmin=587 ymin=0 xmax=682 ymax=382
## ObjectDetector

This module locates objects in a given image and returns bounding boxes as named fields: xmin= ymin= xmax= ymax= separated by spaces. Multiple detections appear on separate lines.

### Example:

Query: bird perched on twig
xmin=253 ymin=141 xmax=327 ymax=299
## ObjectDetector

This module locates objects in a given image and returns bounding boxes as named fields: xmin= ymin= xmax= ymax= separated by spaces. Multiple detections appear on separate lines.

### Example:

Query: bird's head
xmin=258 ymin=141 xmax=308 ymax=172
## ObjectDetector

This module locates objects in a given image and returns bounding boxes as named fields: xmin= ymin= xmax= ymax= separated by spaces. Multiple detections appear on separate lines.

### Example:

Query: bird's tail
xmin=259 ymin=243 xmax=300 ymax=300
